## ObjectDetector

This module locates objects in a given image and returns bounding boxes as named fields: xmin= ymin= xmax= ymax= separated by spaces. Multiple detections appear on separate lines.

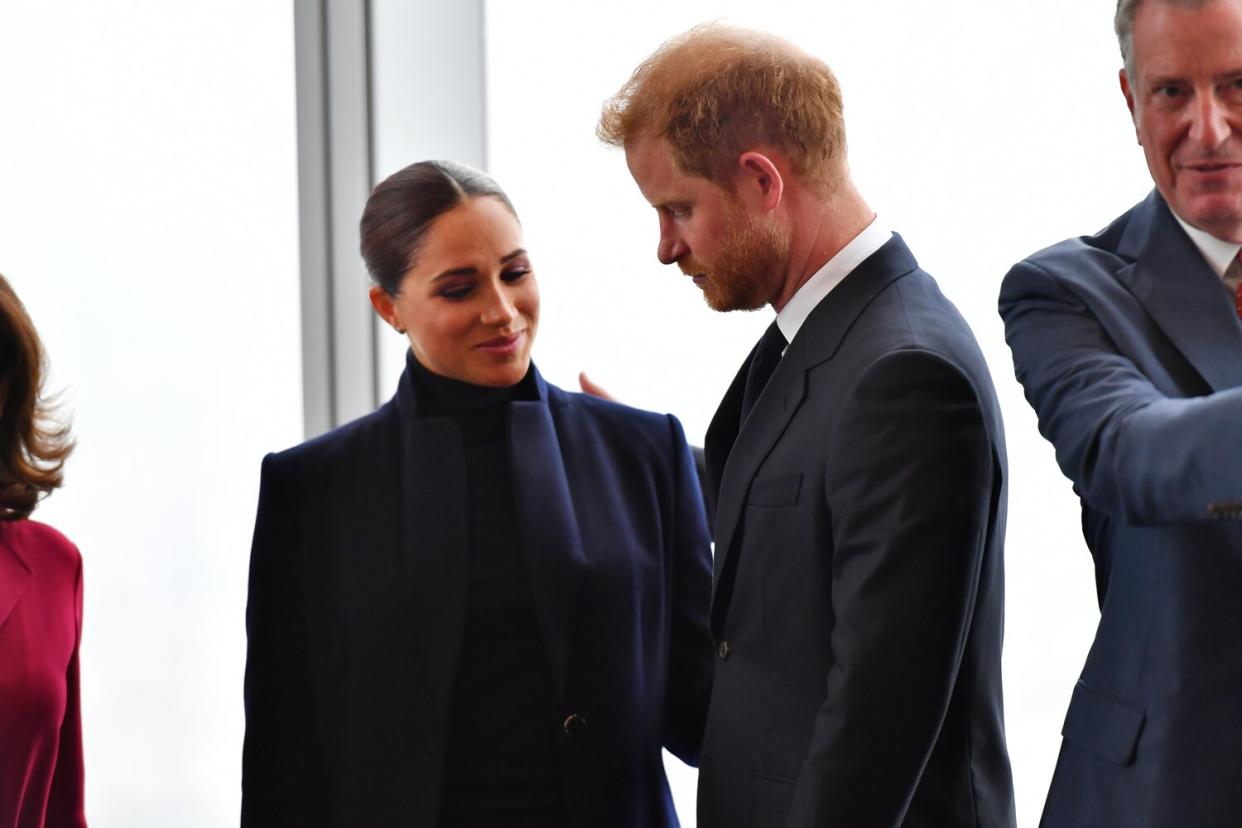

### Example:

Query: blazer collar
xmin=391 ymin=358 xmax=579 ymax=701
xmin=394 ymin=350 xmax=549 ymax=420
xmin=706 ymin=235 xmax=919 ymax=625
xmin=0 ymin=524 xmax=34 ymax=632
xmin=1117 ymin=190 xmax=1242 ymax=391
xmin=508 ymin=397 xmax=584 ymax=697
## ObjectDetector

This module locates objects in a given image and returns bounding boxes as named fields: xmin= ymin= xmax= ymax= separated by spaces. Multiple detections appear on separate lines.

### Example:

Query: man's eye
xmin=1154 ymin=85 xmax=1183 ymax=98
xmin=501 ymin=267 xmax=530 ymax=283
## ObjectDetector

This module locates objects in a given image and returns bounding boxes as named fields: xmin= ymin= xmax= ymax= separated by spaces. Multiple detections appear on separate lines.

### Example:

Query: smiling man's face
xmin=1123 ymin=0 xmax=1242 ymax=240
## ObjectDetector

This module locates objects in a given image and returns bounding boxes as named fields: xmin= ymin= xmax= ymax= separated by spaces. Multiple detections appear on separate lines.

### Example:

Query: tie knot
xmin=756 ymin=322 xmax=787 ymax=360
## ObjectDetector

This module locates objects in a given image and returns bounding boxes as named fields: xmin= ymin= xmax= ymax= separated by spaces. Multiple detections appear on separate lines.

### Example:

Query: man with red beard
xmin=600 ymin=24 xmax=1016 ymax=828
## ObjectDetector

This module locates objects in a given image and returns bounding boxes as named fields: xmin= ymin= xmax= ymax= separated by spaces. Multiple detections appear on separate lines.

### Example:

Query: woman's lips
xmin=475 ymin=331 xmax=524 ymax=354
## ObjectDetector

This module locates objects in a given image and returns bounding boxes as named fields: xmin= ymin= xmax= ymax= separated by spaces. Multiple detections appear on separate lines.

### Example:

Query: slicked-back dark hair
xmin=0 ymin=274 xmax=73 ymax=520
xmin=359 ymin=160 xmax=518 ymax=295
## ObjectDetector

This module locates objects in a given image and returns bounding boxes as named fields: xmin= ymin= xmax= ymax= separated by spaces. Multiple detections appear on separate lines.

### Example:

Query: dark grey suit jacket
xmin=1001 ymin=191 xmax=1242 ymax=828
xmin=698 ymin=234 xmax=1016 ymax=827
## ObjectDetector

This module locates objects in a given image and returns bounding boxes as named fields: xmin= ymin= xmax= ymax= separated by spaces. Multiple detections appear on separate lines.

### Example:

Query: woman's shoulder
xmin=266 ymin=400 xmax=400 ymax=472
xmin=0 ymin=518 xmax=81 ymax=572
xmin=546 ymin=382 xmax=688 ymax=455
xmin=548 ymin=382 xmax=670 ymax=425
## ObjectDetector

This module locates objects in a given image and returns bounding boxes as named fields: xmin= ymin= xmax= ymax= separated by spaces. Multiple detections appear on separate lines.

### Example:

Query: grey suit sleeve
xmin=1000 ymin=259 xmax=1242 ymax=524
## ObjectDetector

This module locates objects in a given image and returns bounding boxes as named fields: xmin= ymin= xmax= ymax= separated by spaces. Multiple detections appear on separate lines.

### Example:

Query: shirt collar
xmin=1172 ymin=212 xmax=1241 ymax=280
xmin=775 ymin=215 xmax=892 ymax=344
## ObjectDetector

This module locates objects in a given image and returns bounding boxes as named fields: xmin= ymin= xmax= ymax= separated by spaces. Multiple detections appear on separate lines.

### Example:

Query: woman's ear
xmin=369 ymin=285 xmax=406 ymax=334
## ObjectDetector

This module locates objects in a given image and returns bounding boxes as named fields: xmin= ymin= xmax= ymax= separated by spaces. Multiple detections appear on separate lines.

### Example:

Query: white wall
xmin=369 ymin=0 xmax=489 ymax=397
xmin=0 ymin=2 xmax=301 ymax=824
xmin=483 ymin=1 xmax=1149 ymax=824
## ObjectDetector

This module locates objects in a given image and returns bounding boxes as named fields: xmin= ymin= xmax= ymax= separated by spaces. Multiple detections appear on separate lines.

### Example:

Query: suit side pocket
xmin=1061 ymin=680 xmax=1146 ymax=766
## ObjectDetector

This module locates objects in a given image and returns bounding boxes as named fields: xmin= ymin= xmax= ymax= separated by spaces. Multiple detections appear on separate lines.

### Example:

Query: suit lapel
xmin=1117 ymin=192 xmax=1242 ymax=392
xmin=709 ymin=339 xmax=806 ymax=612
xmin=395 ymin=371 xmax=471 ymax=714
xmin=707 ymin=234 xmax=919 ymax=623
xmin=509 ymin=389 xmax=584 ymax=697
xmin=704 ymin=358 xmax=748 ymax=512
xmin=0 ymin=527 xmax=34 ymax=634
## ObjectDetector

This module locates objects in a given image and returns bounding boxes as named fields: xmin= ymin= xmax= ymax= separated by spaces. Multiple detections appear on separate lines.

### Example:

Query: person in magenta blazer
xmin=242 ymin=161 xmax=714 ymax=827
xmin=0 ymin=274 xmax=85 ymax=828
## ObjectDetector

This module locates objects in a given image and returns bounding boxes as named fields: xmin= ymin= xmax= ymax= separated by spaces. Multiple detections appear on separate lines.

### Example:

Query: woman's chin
xmin=468 ymin=357 xmax=530 ymax=388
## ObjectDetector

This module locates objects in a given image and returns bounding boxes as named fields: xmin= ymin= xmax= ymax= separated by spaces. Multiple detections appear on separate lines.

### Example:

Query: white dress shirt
xmin=1172 ymin=213 xmax=1242 ymax=297
xmin=775 ymin=215 xmax=892 ymax=346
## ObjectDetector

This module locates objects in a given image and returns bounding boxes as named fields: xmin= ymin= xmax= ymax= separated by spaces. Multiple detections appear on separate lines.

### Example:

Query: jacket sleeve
xmin=242 ymin=453 xmax=320 ymax=826
xmin=44 ymin=549 xmax=87 ymax=828
xmin=660 ymin=414 xmax=715 ymax=765
xmin=786 ymin=350 xmax=997 ymax=827
xmin=1000 ymin=258 xmax=1242 ymax=524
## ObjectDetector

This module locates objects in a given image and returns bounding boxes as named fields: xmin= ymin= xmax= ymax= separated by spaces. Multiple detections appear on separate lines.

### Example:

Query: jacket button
xmin=563 ymin=713 xmax=585 ymax=735
xmin=718 ymin=640 xmax=731 ymax=660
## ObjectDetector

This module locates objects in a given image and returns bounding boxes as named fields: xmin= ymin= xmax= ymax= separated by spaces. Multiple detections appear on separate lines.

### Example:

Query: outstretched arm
xmin=1001 ymin=259 xmax=1242 ymax=525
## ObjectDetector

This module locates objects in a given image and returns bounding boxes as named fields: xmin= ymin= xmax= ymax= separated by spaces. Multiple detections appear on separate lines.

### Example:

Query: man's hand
xmin=579 ymin=372 xmax=618 ymax=402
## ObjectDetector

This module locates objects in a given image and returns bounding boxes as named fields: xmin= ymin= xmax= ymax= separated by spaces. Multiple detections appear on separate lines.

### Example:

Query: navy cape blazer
xmin=242 ymin=362 xmax=713 ymax=827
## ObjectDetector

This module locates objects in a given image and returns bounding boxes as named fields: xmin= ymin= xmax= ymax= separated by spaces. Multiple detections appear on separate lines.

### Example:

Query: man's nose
xmin=1190 ymin=91 xmax=1231 ymax=148
xmin=657 ymin=221 xmax=688 ymax=266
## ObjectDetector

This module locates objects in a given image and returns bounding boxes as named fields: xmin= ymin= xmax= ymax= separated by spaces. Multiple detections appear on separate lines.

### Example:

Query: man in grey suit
xmin=1000 ymin=1 xmax=1242 ymax=824
xmin=600 ymin=24 xmax=1015 ymax=827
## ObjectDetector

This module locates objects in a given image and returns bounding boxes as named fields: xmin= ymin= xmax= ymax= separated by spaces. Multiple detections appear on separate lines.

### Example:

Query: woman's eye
xmin=439 ymin=285 xmax=473 ymax=300
xmin=501 ymin=267 xmax=530 ymax=283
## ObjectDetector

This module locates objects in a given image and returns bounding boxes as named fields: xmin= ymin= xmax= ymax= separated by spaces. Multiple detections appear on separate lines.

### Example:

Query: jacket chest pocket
xmin=747 ymin=472 xmax=803 ymax=508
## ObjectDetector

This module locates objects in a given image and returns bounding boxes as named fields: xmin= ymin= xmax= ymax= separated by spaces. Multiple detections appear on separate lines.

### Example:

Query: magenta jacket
xmin=0 ymin=519 xmax=85 ymax=828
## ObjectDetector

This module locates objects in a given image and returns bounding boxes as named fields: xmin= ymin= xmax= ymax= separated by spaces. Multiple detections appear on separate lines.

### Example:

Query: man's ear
xmin=734 ymin=151 xmax=784 ymax=213
xmin=369 ymin=285 xmax=405 ymax=333
xmin=1120 ymin=68 xmax=1141 ymax=145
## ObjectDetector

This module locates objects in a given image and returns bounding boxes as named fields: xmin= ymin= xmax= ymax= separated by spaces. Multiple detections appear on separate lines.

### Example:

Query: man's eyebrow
xmin=1144 ymin=71 xmax=1186 ymax=86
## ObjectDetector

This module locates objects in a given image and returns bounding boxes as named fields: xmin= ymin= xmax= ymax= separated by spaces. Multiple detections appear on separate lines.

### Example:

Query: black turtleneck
xmin=407 ymin=356 xmax=569 ymax=828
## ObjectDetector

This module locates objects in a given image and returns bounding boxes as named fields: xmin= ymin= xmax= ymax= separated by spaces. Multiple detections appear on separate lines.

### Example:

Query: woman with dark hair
xmin=0 ymin=274 xmax=85 ymax=828
xmin=242 ymin=160 xmax=713 ymax=827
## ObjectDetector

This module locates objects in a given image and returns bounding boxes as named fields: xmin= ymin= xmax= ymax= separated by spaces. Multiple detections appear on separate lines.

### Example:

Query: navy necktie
xmin=741 ymin=322 xmax=787 ymax=424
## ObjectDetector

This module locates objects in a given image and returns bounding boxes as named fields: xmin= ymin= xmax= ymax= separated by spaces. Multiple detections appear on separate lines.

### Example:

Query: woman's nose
xmin=480 ymin=286 xmax=518 ymax=326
